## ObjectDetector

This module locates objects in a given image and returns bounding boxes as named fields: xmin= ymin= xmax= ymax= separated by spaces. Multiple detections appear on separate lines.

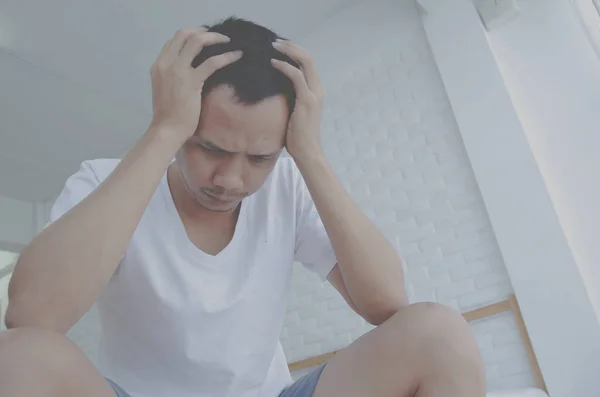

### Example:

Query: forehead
xmin=196 ymin=85 xmax=288 ymax=153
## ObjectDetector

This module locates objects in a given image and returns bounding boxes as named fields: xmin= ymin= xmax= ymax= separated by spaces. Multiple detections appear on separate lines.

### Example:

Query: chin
xmin=196 ymin=194 xmax=241 ymax=213
xmin=201 ymin=203 xmax=239 ymax=213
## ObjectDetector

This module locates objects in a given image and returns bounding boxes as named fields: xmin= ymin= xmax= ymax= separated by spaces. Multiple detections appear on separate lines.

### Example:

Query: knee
xmin=382 ymin=302 xmax=482 ymax=361
xmin=403 ymin=302 xmax=471 ymax=334
xmin=385 ymin=301 xmax=468 ymax=329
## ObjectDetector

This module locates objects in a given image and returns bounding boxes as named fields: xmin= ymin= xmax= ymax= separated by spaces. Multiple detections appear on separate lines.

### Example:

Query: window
xmin=0 ymin=250 xmax=19 ymax=329
xmin=571 ymin=0 xmax=600 ymax=59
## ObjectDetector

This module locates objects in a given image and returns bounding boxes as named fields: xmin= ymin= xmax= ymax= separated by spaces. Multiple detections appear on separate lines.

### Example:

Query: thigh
xmin=0 ymin=327 xmax=117 ymax=397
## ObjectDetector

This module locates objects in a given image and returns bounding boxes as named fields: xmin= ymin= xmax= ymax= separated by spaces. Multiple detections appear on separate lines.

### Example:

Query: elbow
xmin=4 ymin=277 xmax=21 ymax=329
xmin=5 ymin=259 xmax=51 ymax=331
xmin=4 ymin=301 xmax=27 ymax=329
xmin=4 ymin=269 xmax=29 ymax=329
xmin=4 ymin=288 xmax=34 ymax=329
xmin=4 ymin=300 xmax=67 ymax=333
xmin=5 ymin=279 xmax=67 ymax=333
xmin=363 ymin=295 xmax=410 ymax=326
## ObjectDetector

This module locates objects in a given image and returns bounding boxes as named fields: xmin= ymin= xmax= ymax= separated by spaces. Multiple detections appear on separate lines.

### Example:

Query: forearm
xmin=7 ymin=127 xmax=182 ymax=332
xmin=295 ymin=152 xmax=408 ymax=323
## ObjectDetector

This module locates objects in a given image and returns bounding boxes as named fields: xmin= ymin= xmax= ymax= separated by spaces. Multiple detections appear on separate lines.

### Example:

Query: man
xmin=1 ymin=18 xmax=484 ymax=397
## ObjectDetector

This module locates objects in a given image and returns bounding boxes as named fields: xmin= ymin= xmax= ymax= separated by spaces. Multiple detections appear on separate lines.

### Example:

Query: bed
xmin=287 ymin=294 xmax=549 ymax=397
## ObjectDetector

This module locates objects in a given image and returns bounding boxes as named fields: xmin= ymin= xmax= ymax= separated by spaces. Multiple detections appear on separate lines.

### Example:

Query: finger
xmin=272 ymin=40 xmax=321 ymax=93
xmin=178 ymin=31 xmax=232 ymax=66
xmin=271 ymin=59 xmax=310 ymax=99
xmin=162 ymin=28 xmax=206 ymax=64
xmin=157 ymin=38 xmax=172 ymax=60
xmin=194 ymin=51 xmax=243 ymax=81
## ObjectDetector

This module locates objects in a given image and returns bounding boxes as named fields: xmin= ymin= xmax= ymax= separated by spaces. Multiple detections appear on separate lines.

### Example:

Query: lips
xmin=204 ymin=191 xmax=236 ymax=203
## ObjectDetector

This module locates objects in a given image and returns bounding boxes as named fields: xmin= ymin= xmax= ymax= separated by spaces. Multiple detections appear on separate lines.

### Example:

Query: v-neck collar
xmin=160 ymin=171 xmax=248 ymax=264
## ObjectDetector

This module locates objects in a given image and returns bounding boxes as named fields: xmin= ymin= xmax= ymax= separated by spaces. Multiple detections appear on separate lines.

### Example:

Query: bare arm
xmin=272 ymin=40 xmax=408 ymax=326
xmin=7 ymin=130 xmax=180 ymax=332
xmin=6 ymin=29 xmax=242 ymax=332
xmin=296 ymin=154 xmax=408 ymax=325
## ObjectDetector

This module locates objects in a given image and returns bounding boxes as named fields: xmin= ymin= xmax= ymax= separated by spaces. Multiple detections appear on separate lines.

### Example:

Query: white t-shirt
xmin=49 ymin=157 xmax=337 ymax=397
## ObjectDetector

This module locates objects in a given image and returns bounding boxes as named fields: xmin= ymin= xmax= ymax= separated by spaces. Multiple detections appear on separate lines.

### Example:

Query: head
xmin=174 ymin=17 xmax=298 ymax=213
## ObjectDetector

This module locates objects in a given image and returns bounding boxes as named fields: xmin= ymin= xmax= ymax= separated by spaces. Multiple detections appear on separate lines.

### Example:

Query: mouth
xmin=203 ymin=190 xmax=240 ymax=204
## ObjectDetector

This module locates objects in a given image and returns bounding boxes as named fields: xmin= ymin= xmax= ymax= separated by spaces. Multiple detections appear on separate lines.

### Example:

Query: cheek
xmin=179 ymin=147 xmax=214 ymax=186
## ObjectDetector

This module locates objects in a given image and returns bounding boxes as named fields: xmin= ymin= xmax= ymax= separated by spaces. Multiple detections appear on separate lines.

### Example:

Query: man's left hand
xmin=271 ymin=40 xmax=325 ymax=162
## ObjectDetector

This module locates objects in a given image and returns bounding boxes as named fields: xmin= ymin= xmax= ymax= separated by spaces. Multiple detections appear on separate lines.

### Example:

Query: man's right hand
xmin=149 ymin=28 xmax=242 ymax=144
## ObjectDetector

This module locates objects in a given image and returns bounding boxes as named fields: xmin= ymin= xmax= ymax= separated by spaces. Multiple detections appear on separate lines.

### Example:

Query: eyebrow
xmin=197 ymin=139 xmax=281 ymax=158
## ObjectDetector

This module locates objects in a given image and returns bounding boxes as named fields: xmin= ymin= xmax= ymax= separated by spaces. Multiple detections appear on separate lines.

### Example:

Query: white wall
xmin=281 ymin=0 xmax=534 ymax=391
xmin=0 ymin=195 xmax=35 ymax=251
xmin=0 ymin=194 xmax=52 ymax=251
xmin=418 ymin=0 xmax=600 ymax=395
xmin=487 ymin=0 xmax=600 ymax=318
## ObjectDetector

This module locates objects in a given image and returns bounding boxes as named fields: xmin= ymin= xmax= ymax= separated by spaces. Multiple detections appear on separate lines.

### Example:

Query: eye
xmin=249 ymin=155 xmax=275 ymax=165
xmin=199 ymin=144 xmax=225 ymax=155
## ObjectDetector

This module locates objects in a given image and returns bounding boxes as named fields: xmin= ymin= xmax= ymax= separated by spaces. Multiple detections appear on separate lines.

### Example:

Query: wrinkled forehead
xmin=196 ymin=85 xmax=288 ymax=154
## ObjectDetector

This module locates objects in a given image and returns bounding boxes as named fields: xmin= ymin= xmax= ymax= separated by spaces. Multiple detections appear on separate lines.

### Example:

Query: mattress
xmin=487 ymin=388 xmax=548 ymax=397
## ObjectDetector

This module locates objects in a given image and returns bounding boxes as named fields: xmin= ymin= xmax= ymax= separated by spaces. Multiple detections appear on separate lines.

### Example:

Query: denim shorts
xmin=107 ymin=364 xmax=327 ymax=397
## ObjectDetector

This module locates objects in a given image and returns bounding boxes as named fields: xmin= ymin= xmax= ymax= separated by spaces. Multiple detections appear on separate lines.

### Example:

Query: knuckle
xmin=302 ymin=51 xmax=314 ymax=62
xmin=177 ymin=28 xmax=193 ymax=37
xmin=151 ymin=63 xmax=163 ymax=75
xmin=174 ymin=28 xmax=196 ymax=42
xmin=215 ymin=53 xmax=236 ymax=66
xmin=191 ymin=32 xmax=206 ymax=44
xmin=292 ymin=69 xmax=304 ymax=79
xmin=227 ymin=52 xmax=241 ymax=61
xmin=206 ymin=56 xmax=221 ymax=68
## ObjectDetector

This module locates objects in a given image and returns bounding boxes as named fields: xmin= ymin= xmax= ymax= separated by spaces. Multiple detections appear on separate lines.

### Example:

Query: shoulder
xmin=73 ymin=158 xmax=121 ymax=183
xmin=48 ymin=158 xmax=122 ymax=224
xmin=57 ymin=158 xmax=122 ymax=202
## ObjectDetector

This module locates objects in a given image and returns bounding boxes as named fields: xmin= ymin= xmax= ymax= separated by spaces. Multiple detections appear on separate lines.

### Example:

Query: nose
xmin=212 ymin=156 xmax=244 ymax=191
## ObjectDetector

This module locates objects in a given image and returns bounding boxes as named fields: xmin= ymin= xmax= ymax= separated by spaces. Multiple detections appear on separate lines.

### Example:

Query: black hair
xmin=192 ymin=17 xmax=298 ymax=115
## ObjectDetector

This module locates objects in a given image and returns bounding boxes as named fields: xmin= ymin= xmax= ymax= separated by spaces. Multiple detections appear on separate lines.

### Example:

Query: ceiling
xmin=0 ymin=0 xmax=356 ymax=202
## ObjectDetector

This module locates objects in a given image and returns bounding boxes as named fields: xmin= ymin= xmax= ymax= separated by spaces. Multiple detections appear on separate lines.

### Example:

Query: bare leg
xmin=313 ymin=302 xmax=486 ymax=397
xmin=0 ymin=327 xmax=116 ymax=397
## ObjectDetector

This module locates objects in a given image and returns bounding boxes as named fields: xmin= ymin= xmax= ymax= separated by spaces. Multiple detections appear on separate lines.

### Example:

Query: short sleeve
xmin=48 ymin=160 xmax=103 ymax=226
xmin=293 ymin=169 xmax=338 ymax=281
